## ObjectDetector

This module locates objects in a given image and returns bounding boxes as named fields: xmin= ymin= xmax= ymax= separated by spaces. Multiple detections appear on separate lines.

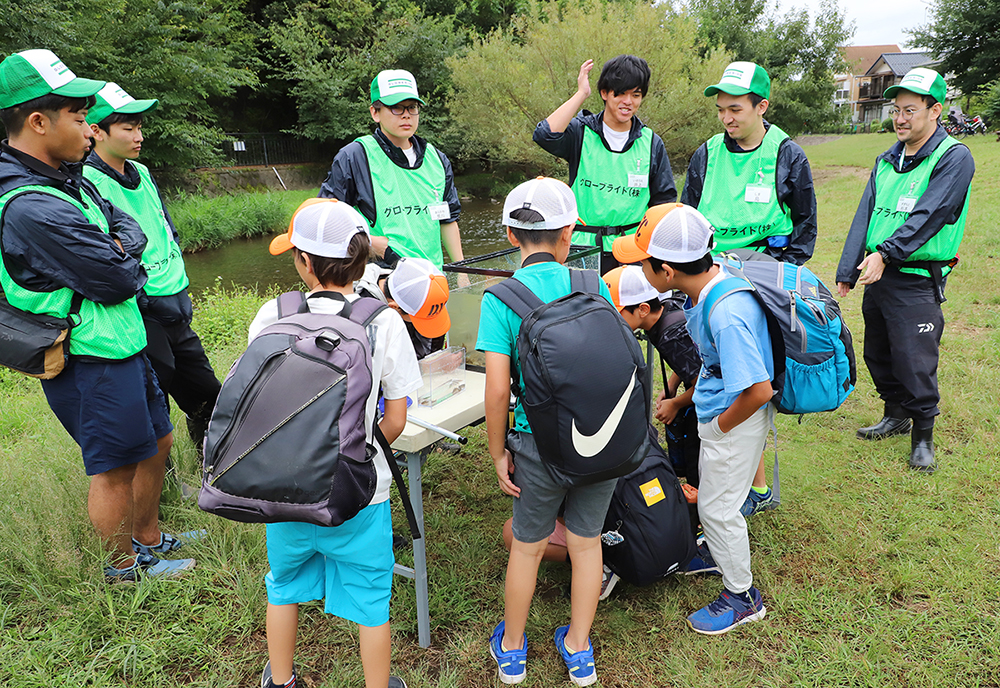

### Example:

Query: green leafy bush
xmin=191 ymin=280 xmax=273 ymax=352
xmin=446 ymin=0 xmax=731 ymax=172
xmin=167 ymin=189 xmax=315 ymax=252
xmin=882 ymin=117 xmax=895 ymax=133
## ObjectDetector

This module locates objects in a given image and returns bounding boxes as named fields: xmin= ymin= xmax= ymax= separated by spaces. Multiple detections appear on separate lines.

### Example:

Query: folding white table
xmin=391 ymin=370 xmax=486 ymax=648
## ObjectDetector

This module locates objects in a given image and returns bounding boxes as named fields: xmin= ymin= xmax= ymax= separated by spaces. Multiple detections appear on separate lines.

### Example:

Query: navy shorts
xmin=41 ymin=355 xmax=173 ymax=476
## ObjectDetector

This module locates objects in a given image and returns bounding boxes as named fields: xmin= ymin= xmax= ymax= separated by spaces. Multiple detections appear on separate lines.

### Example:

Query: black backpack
xmin=200 ymin=291 xmax=419 ymax=536
xmin=486 ymin=266 xmax=650 ymax=486
xmin=601 ymin=424 xmax=696 ymax=586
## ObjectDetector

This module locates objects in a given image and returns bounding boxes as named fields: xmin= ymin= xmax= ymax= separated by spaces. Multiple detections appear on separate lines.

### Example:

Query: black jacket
xmin=647 ymin=297 xmax=702 ymax=387
xmin=318 ymin=128 xmax=461 ymax=226
xmin=84 ymin=152 xmax=193 ymax=325
xmin=836 ymin=124 xmax=975 ymax=286
xmin=0 ymin=141 xmax=147 ymax=306
xmin=533 ymin=110 xmax=677 ymax=206
xmin=681 ymin=122 xmax=817 ymax=266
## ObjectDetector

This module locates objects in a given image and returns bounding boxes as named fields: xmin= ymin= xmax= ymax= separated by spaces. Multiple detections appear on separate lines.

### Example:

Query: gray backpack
xmin=199 ymin=291 xmax=419 ymax=535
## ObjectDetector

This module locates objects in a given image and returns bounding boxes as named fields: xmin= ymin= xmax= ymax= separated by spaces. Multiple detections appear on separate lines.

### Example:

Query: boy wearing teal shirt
xmin=84 ymin=83 xmax=221 ymax=457
xmin=478 ymin=177 xmax=617 ymax=686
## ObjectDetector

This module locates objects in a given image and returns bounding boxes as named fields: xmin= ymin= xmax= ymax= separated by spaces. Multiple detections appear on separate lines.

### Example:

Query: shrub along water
xmin=166 ymin=189 xmax=317 ymax=252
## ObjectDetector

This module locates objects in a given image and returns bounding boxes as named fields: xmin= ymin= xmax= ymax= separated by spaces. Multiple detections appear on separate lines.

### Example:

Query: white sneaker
xmin=599 ymin=565 xmax=619 ymax=601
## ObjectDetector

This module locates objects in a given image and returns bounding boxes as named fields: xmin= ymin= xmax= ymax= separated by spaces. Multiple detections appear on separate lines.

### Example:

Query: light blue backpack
xmin=703 ymin=250 xmax=856 ymax=415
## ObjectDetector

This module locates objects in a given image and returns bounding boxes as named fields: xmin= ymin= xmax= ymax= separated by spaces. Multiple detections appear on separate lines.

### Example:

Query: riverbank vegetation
xmin=167 ymin=189 xmax=317 ymax=252
xmin=1 ymin=136 xmax=998 ymax=686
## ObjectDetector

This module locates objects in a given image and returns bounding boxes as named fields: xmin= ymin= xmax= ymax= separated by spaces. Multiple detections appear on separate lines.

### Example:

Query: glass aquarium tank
xmin=441 ymin=246 xmax=602 ymax=368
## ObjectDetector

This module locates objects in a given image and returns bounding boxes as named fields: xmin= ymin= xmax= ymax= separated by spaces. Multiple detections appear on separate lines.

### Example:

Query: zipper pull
xmin=789 ymin=292 xmax=797 ymax=333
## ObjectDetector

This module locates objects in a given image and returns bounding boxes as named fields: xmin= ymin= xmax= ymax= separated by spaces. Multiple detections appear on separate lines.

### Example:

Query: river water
xmin=183 ymin=198 xmax=511 ymax=295
xmin=181 ymin=195 xmax=608 ymax=365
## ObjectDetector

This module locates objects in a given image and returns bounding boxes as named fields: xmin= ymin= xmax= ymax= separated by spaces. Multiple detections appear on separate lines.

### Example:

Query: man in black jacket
xmin=836 ymin=68 xmax=974 ymax=473
xmin=319 ymin=69 xmax=463 ymax=271
xmin=84 ymin=83 xmax=220 ymax=455
xmin=0 ymin=50 xmax=195 ymax=580
xmin=681 ymin=62 xmax=817 ymax=266
xmin=534 ymin=55 xmax=676 ymax=273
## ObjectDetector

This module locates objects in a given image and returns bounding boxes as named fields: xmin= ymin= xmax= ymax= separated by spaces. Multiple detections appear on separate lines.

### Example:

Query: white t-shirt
xmin=601 ymin=123 xmax=630 ymax=152
xmin=402 ymin=145 xmax=417 ymax=167
xmin=248 ymin=292 xmax=423 ymax=503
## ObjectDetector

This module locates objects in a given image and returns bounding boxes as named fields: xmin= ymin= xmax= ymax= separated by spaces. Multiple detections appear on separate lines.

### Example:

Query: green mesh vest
xmin=700 ymin=124 xmax=794 ymax=253
xmin=0 ymin=185 xmax=146 ymax=359
xmin=358 ymin=135 xmax=447 ymax=267
xmin=84 ymin=160 xmax=189 ymax=296
xmin=571 ymin=126 xmax=652 ymax=251
xmin=867 ymin=136 xmax=969 ymax=278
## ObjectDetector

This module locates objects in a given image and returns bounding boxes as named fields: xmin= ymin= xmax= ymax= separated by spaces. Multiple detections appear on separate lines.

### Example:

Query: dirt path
xmin=795 ymin=134 xmax=844 ymax=146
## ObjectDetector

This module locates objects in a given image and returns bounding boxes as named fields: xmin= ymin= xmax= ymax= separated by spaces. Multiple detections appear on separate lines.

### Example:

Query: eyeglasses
xmin=386 ymin=103 xmax=420 ymax=116
xmin=888 ymin=106 xmax=930 ymax=120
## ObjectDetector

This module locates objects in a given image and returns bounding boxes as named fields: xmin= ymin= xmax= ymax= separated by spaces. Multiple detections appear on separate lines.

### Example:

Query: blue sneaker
xmin=740 ymin=488 xmax=774 ymax=517
xmin=553 ymin=625 xmax=598 ymax=687
xmin=489 ymin=621 xmax=527 ymax=684
xmin=133 ymin=529 xmax=207 ymax=556
xmin=104 ymin=552 xmax=196 ymax=583
xmin=686 ymin=587 xmax=767 ymax=635
xmin=682 ymin=540 xmax=722 ymax=576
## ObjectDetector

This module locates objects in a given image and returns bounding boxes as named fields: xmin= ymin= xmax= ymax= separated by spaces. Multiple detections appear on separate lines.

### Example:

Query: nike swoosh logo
xmin=571 ymin=366 xmax=637 ymax=458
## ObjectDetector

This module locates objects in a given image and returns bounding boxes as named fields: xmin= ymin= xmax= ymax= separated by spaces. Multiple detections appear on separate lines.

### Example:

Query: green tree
xmin=269 ymin=0 xmax=468 ymax=143
xmin=682 ymin=0 xmax=853 ymax=135
xmin=0 ymin=0 xmax=260 ymax=169
xmin=908 ymin=0 xmax=1000 ymax=97
xmin=446 ymin=0 xmax=731 ymax=173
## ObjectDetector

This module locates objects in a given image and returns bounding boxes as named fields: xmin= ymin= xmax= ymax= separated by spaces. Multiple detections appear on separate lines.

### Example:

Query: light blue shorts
xmin=264 ymin=500 xmax=394 ymax=627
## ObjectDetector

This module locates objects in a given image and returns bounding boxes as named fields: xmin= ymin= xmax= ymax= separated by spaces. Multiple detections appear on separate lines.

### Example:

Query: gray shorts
xmin=507 ymin=430 xmax=617 ymax=543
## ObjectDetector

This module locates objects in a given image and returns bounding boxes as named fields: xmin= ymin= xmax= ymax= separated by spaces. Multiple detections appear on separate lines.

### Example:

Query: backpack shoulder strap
xmin=702 ymin=276 xmax=753 ymax=346
xmin=276 ymin=291 xmax=307 ymax=319
xmin=484 ymin=277 xmax=544 ymax=320
xmin=345 ymin=296 xmax=389 ymax=328
xmin=373 ymin=420 xmax=422 ymax=540
xmin=569 ymin=267 xmax=602 ymax=295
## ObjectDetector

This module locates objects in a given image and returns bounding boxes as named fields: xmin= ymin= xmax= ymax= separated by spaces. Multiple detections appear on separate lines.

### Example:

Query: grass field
xmin=1 ymin=135 xmax=999 ymax=687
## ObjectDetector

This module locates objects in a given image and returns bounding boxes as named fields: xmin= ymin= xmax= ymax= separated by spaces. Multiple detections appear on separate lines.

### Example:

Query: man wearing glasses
xmin=836 ymin=68 xmax=975 ymax=473
xmin=319 ymin=69 xmax=464 ymax=270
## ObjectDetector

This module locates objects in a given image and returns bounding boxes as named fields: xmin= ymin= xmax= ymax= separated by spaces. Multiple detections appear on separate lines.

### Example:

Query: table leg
xmin=407 ymin=450 xmax=430 ymax=648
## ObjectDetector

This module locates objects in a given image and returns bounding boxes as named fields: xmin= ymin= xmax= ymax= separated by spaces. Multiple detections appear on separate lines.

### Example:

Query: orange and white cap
xmin=388 ymin=257 xmax=451 ymax=338
xmin=270 ymin=198 xmax=369 ymax=257
xmin=602 ymin=265 xmax=661 ymax=312
xmin=612 ymin=203 xmax=715 ymax=264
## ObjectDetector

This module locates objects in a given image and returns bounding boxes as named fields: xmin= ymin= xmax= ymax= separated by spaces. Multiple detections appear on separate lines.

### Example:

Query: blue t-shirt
xmin=684 ymin=267 xmax=774 ymax=424
xmin=476 ymin=260 xmax=615 ymax=434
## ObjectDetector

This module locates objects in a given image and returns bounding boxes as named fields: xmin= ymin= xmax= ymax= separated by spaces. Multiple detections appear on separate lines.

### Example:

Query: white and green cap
xmin=86 ymin=83 xmax=159 ymax=125
xmin=704 ymin=61 xmax=770 ymax=100
xmin=884 ymin=68 xmax=947 ymax=104
xmin=370 ymin=69 xmax=425 ymax=106
xmin=0 ymin=49 xmax=105 ymax=110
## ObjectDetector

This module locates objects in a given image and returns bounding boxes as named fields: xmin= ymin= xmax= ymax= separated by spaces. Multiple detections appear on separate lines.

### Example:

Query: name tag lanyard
xmin=745 ymin=169 xmax=771 ymax=204
xmin=896 ymin=181 xmax=919 ymax=214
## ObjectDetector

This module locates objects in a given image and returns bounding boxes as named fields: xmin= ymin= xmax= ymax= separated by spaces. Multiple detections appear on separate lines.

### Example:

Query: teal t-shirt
xmin=476 ymin=261 xmax=614 ymax=434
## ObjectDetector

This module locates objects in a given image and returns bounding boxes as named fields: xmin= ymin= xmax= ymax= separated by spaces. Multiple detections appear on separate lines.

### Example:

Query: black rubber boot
xmin=857 ymin=403 xmax=912 ymax=440
xmin=909 ymin=420 xmax=936 ymax=473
